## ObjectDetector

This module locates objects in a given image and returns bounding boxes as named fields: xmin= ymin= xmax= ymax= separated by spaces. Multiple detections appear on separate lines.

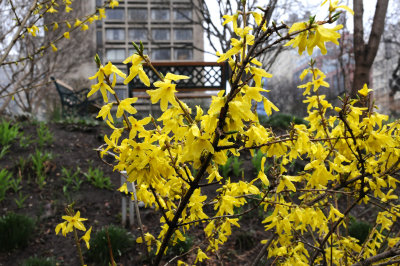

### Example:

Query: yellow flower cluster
xmin=86 ymin=0 xmax=400 ymax=264
xmin=55 ymin=210 xmax=92 ymax=249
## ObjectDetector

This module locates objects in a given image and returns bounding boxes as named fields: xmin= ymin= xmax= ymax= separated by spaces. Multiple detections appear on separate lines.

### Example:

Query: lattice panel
xmin=127 ymin=62 xmax=228 ymax=92
xmin=391 ymin=76 xmax=400 ymax=93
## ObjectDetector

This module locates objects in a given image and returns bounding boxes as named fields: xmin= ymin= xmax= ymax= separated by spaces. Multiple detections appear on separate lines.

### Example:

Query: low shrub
xmin=0 ymin=212 xmax=35 ymax=251
xmin=167 ymin=234 xmax=194 ymax=258
xmin=259 ymin=113 xmax=308 ymax=130
xmin=85 ymin=225 xmax=134 ymax=266
xmin=235 ymin=230 xmax=256 ymax=251
xmin=348 ymin=218 xmax=373 ymax=244
xmin=21 ymin=256 xmax=57 ymax=266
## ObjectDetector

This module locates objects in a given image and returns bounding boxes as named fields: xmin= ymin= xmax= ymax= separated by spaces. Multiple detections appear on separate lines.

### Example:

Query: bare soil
xmin=0 ymin=121 xmax=268 ymax=266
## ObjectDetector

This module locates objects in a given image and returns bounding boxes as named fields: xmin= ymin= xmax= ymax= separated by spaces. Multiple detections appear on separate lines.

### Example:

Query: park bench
xmin=51 ymin=77 xmax=101 ymax=117
xmin=127 ymin=61 xmax=230 ymax=99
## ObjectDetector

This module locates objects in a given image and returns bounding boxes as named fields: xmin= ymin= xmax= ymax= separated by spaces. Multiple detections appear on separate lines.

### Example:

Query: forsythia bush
xmin=87 ymin=0 xmax=400 ymax=265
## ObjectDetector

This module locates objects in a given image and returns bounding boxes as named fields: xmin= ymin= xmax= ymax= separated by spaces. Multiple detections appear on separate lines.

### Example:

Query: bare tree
xmin=0 ymin=0 xmax=101 ymax=117
xmin=352 ymin=0 xmax=389 ymax=100
xmin=190 ymin=0 xmax=311 ymax=69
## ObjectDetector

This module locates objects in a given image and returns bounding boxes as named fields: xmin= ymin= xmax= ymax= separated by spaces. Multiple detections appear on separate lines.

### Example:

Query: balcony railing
xmin=127 ymin=61 xmax=229 ymax=98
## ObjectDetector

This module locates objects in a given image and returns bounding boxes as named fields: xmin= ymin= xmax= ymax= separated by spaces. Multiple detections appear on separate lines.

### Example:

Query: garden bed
xmin=0 ymin=119 xmax=270 ymax=265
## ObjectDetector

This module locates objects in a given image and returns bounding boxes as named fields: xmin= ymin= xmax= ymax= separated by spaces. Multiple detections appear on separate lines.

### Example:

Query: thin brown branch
xmin=351 ymin=248 xmax=400 ymax=266
xmin=149 ymin=186 xmax=172 ymax=227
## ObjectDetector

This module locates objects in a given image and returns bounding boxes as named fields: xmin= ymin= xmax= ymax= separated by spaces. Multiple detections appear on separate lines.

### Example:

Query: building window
xmin=105 ymin=28 xmax=125 ymax=41
xmin=128 ymin=8 xmax=148 ymax=21
xmin=152 ymin=29 xmax=170 ymax=41
xmin=106 ymin=49 xmax=126 ymax=61
xmin=152 ymin=48 xmax=171 ymax=60
xmin=105 ymin=9 xmax=124 ymax=20
xmin=174 ymin=48 xmax=192 ymax=60
xmin=151 ymin=9 xmax=169 ymax=21
xmin=96 ymin=30 xmax=103 ymax=46
xmin=128 ymin=28 xmax=147 ymax=41
xmin=174 ymin=9 xmax=192 ymax=21
xmin=174 ymin=28 xmax=192 ymax=41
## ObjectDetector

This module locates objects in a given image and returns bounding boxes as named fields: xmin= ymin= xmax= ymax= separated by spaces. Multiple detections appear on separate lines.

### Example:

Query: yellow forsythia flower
xmin=136 ymin=233 xmax=155 ymax=252
xmin=109 ymin=0 xmax=119 ymax=8
xmin=55 ymin=221 xmax=69 ymax=236
xmin=27 ymin=26 xmax=39 ymax=37
xmin=358 ymin=84 xmax=372 ymax=97
xmin=62 ymin=211 xmax=88 ymax=232
xmin=47 ymin=6 xmax=58 ymax=13
xmin=80 ymin=226 xmax=92 ymax=249
xmin=97 ymin=103 xmax=114 ymax=123
xmin=118 ymin=183 xmax=129 ymax=194
xmin=88 ymin=62 xmax=126 ymax=102
xmin=65 ymin=5 xmax=73 ymax=13
xmin=98 ymin=8 xmax=106 ymax=19
xmin=116 ymin=98 xmax=138 ymax=118
xmin=123 ymin=54 xmax=150 ymax=86
xmin=322 ymin=0 xmax=354 ymax=15
xmin=195 ymin=248 xmax=209 ymax=263
xmin=80 ymin=24 xmax=89 ymax=31
xmin=147 ymin=73 xmax=189 ymax=111
xmin=74 ymin=19 xmax=82 ymax=27
xmin=51 ymin=43 xmax=57 ymax=52
xmin=63 ymin=32 xmax=70 ymax=39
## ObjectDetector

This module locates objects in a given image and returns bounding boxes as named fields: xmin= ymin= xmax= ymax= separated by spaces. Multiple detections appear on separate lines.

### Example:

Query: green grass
xmin=0 ymin=119 xmax=20 ymax=146
xmin=0 ymin=119 xmax=20 ymax=159
xmin=36 ymin=122 xmax=53 ymax=148
xmin=62 ymin=166 xmax=83 ymax=193
xmin=84 ymin=166 xmax=112 ymax=190
xmin=31 ymin=149 xmax=53 ymax=189
xmin=0 ymin=169 xmax=12 ymax=202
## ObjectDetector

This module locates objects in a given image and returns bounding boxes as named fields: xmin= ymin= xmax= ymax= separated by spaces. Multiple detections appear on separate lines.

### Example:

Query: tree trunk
xmin=352 ymin=0 xmax=389 ymax=101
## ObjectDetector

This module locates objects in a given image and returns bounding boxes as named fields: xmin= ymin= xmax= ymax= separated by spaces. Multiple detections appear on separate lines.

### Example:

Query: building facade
xmin=371 ymin=33 xmax=400 ymax=116
xmin=95 ymin=0 xmax=204 ymax=98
